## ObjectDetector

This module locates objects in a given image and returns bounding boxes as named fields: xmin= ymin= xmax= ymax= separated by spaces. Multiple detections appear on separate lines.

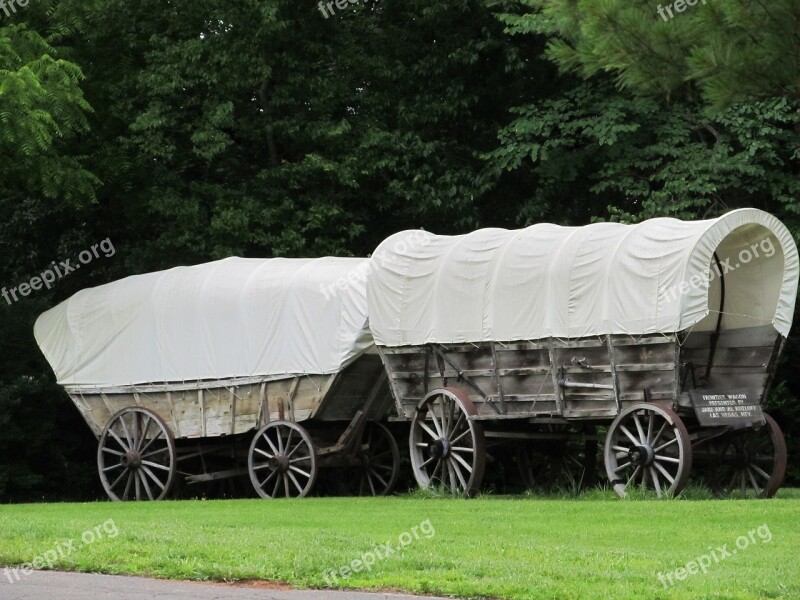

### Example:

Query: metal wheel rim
xmin=709 ymin=413 xmax=787 ymax=499
xmin=97 ymin=407 xmax=176 ymax=501
xmin=409 ymin=387 xmax=486 ymax=496
xmin=358 ymin=422 xmax=400 ymax=496
xmin=604 ymin=403 xmax=692 ymax=498
xmin=248 ymin=421 xmax=317 ymax=499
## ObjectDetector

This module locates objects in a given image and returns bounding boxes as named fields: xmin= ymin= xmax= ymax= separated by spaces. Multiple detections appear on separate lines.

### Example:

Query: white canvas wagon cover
xmin=367 ymin=209 xmax=799 ymax=346
xmin=35 ymin=257 xmax=372 ymax=387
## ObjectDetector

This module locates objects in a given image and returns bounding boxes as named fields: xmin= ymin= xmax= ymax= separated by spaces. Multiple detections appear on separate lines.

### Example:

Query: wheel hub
xmin=430 ymin=438 xmax=451 ymax=459
xmin=628 ymin=444 xmax=655 ymax=466
xmin=120 ymin=451 xmax=141 ymax=469
xmin=268 ymin=454 xmax=290 ymax=473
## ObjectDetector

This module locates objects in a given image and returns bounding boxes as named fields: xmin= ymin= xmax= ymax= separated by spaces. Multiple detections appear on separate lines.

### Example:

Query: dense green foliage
xmin=0 ymin=0 xmax=798 ymax=500
xmin=527 ymin=0 xmax=800 ymax=112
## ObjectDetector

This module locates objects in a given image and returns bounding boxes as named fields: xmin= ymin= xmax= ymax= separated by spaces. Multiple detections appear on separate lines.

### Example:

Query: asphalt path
xmin=0 ymin=571 xmax=450 ymax=600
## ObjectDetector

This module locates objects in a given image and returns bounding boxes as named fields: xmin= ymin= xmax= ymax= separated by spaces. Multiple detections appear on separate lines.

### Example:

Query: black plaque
xmin=689 ymin=390 xmax=765 ymax=427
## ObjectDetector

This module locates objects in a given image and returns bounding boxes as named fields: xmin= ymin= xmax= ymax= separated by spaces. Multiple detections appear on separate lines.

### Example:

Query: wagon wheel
xmin=604 ymin=404 xmax=692 ymax=498
xmin=518 ymin=425 xmax=598 ymax=492
xmin=97 ymin=407 xmax=176 ymax=501
xmin=248 ymin=421 xmax=317 ymax=498
xmin=410 ymin=387 xmax=486 ymax=496
xmin=707 ymin=413 xmax=787 ymax=499
xmin=356 ymin=422 xmax=400 ymax=496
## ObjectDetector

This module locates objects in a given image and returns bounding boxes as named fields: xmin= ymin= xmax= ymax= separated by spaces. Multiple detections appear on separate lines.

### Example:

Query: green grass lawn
xmin=1 ymin=489 xmax=799 ymax=599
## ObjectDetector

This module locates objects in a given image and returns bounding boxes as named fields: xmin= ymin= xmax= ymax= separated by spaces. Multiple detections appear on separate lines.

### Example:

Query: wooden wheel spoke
xmin=613 ymin=461 xmax=632 ymax=473
xmin=750 ymin=463 xmax=772 ymax=480
xmin=653 ymin=436 xmax=678 ymax=453
xmin=451 ymin=450 xmax=473 ymax=474
xmin=138 ymin=470 xmax=154 ymax=501
xmin=369 ymin=468 xmax=388 ymax=489
xmin=122 ymin=472 xmax=134 ymax=500
xmin=141 ymin=459 xmax=171 ymax=471
xmin=449 ymin=412 xmax=465 ymax=438
xmin=650 ymin=467 xmax=662 ymax=497
xmin=450 ymin=458 xmax=468 ymax=491
xmin=633 ymin=414 xmax=647 ymax=444
xmin=646 ymin=413 xmax=654 ymax=444
xmin=288 ymin=465 xmax=310 ymax=478
xmin=134 ymin=415 xmax=151 ymax=451
xmin=287 ymin=470 xmax=305 ymax=494
xmin=109 ymin=467 xmax=130 ymax=490
xmin=450 ymin=446 xmax=474 ymax=453
xmin=429 ymin=404 xmax=445 ymax=438
xmin=270 ymin=472 xmax=283 ymax=498
xmin=134 ymin=469 xmax=142 ymax=500
xmin=286 ymin=439 xmax=309 ymax=461
xmin=102 ymin=463 xmax=123 ymax=473
xmin=139 ymin=465 xmax=166 ymax=491
xmin=449 ymin=427 xmax=471 ymax=446
xmin=625 ymin=465 xmax=642 ymax=488
xmin=418 ymin=421 xmax=439 ymax=441
xmin=140 ymin=446 xmax=168 ymax=460
xmin=446 ymin=460 xmax=459 ymax=492
xmin=276 ymin=430 xmax=285 ymax=454
xmin=366 ymin=471 xmax=377 ymax=496
xmin=420 ymin=454 xmax=437 ymax=468
xmin=650 ymin=421 xmax=668 ymax=448
xmin=746 ymin=468 xmax=762 ymax=495
xmin=431 ymin=458 xmax=442 ymax=480
xmin=618 ymin=424 xmax=640 ymax=447
xmin=263 ymin=433 xmax=280 ymax=456
xmin=653 ymin=460 xmax=675 ymax=484
xmin=285 ymin=428 xmax=294 ymax=454
xmin=119 ymin=416 xmax=135 ymax=450
xmin=654 ymin=455 xmax=680 ymax=464
xmin=138 ymin=430 xmax=164 ymax=457
xmin=254 ymin=447 xmax=274 ymax=459
xmin=108 ymin=429 xmax=130 ymax=452
xmin=102 ymin=447 xmax=125 ymax=456
xmin=446 ymin=397 xmax=456 ymax=436
xmin=258 ymin=469 xmax=278 ymax=490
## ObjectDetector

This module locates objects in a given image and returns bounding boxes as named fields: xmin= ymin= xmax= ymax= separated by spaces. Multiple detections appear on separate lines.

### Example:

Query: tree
xmin=511 ymin=0 xmax=800 ymax=112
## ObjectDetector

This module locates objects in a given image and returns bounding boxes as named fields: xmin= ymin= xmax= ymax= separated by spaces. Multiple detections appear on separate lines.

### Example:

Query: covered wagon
xmin=35 ymin=257 xmax=399 ymax=500
xmin=368 ymin=209 xmax=798 ymax=498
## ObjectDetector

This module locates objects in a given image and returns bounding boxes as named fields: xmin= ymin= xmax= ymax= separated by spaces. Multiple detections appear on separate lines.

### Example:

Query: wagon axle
xmin=429 ymin=438 xmax=451 ymax=460
xmin=119 ymin=451 xmax=142 ymax=470
xmin=627 ymin=444 xmax=655 ymax=467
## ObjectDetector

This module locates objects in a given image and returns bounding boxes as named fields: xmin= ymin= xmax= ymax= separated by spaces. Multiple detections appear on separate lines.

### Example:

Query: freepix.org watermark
xmin=319 ymin=230 xmax=432 ymax=301
xmin=322 ymin=518 xmax=435 ymax=586
xmin=656 ymin=0 xmax=708 ymax=22
xmin=657 ymin=524 xmax=772 ymax=588
xmin=659 ymin=236 xmax=775 ymax=304
xmin=317 ymin=0 xmax=362 ymax=19
xmin=2 ymin=238 xmax=115 ymax=306
xmin=3 ymin=519 xmax=119 ymax=584
xmin=0 ymin=0 xmax=31 ymax=18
